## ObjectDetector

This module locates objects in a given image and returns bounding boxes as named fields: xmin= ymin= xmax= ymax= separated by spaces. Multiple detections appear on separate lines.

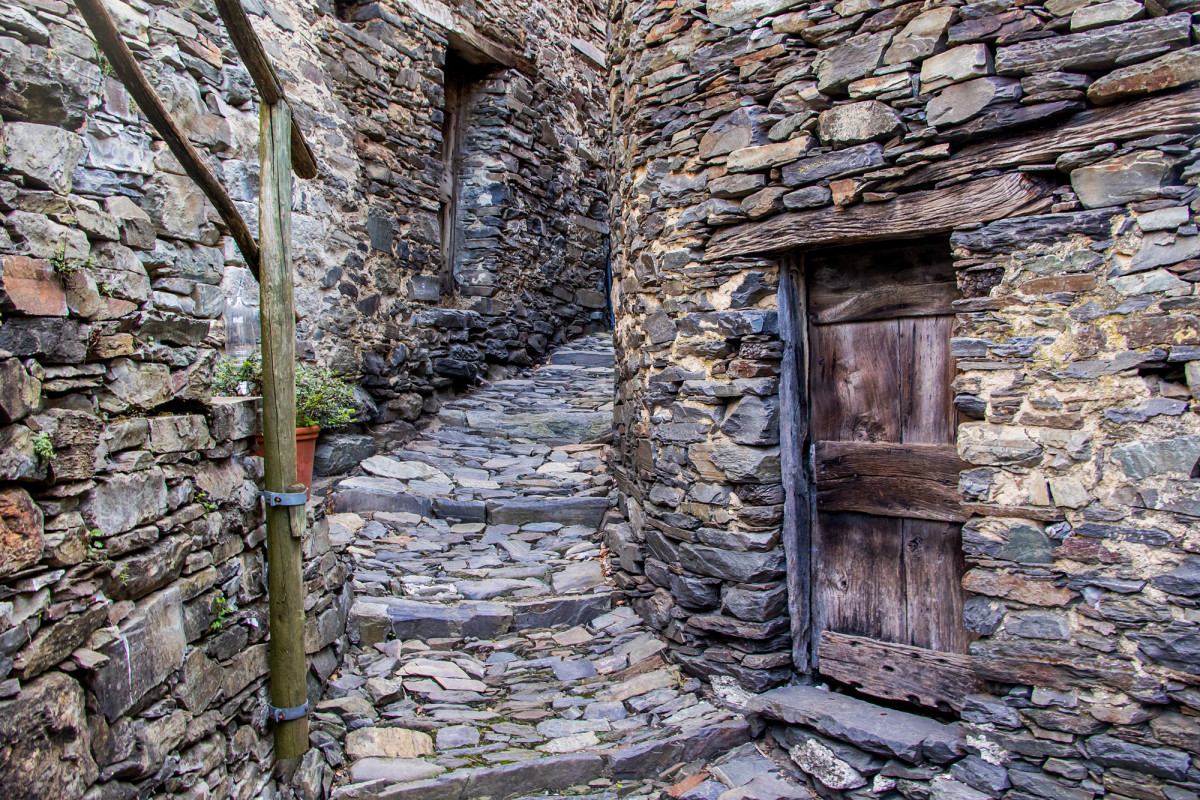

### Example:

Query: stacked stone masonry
xmin=607 ymin=0 xmax=1200 ymax=798
xmin=0 ymin=0 xmax=609 ymax=796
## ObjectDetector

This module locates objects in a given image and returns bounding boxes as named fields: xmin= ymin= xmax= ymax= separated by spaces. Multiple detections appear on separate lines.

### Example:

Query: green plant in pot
xmin=213 ymin=352 xmax=356 ymax=489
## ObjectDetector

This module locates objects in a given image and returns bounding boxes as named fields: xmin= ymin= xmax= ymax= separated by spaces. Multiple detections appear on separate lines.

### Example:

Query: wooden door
xmin=805 ymin=239 xmax=972 ymax=706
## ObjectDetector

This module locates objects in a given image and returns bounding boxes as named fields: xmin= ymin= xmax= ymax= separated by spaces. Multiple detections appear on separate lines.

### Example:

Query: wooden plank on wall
xmin=904 ymin=520 xmax=969 ymax=653
xmin=810 ymin=321 xmax=901 ymax=444
xmin=817 ymin=476 xmax=968 ymax=522
xmin=810 ymin=280 xmax=960 ymax=325
xmin=816 ymin=441 xmax=965 ymax=481
xmin=884 ymin=88 xmax=1200 ymax=191
xmin=817 ymin=631 xmax=984 ymax=711
xmin=899 ymin=317 xmax=959 ymax=446
xmin=704 ymin=173 xmax=1054 ymax=261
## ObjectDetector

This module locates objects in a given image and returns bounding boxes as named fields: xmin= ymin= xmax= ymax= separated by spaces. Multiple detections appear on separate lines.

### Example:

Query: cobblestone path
xmin=310 ymin=335 xmax=812 ymax=800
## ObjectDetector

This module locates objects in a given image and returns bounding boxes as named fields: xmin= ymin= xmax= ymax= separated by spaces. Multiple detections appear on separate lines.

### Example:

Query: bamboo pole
xmin=259 ymin=99 xmax=308 ymax=760
xmin=75 ymin=0 xmax=261 ymax=277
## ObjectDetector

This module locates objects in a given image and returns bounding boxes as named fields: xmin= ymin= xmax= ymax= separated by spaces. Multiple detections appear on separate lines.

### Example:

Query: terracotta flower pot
xmin=253 ymin=425 xmax=322 ymax=492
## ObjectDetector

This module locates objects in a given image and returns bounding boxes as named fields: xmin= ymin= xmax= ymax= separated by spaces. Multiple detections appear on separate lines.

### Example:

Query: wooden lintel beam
xmin=704 ymin=173 xmax=1055 ymax=261
xmin=76 ymin=0 xmax=260 ymax=278
xmin=392 ymin=0 xmax=536 ymax=77
xmin=446 ymin=28 xmax=536 ymax=77
xmin=213 ymin=0 xmax=319 ymax=179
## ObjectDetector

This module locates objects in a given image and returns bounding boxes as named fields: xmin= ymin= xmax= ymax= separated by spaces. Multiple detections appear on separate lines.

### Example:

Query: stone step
xmin=548 ymin=350 xmax=615 ymax=367
xmin=607 ymin=718 xmax=753 ymax=780
xmin=332 ymin=752 xmax=605 ymax=800
xmin=462 ymin=409 xmax=611 ymax=441
xmin=332 ymin=722 xmax=756 ymax=800
xmin=749 ymin=685 xmax=964 ymax=765
xmin=329 ymin=476 xmax=433 ymax=516
xmin=486 ymin=496 xmax=610 ymax=529
xmin=328 ymin=483 xmax=607 ymax=529
xmin=349 ymin=592 xmax=615 ymax=645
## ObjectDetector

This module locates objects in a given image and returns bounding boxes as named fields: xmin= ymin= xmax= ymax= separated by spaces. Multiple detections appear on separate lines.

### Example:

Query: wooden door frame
xmin=779 ymin=245 xmax=967 ymax=676
xmin=778 ymin=251 xmax=813 ymax=673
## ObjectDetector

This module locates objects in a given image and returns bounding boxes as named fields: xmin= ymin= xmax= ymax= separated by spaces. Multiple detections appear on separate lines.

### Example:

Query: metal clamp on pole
xmin=259 ymin=490 xmax=308 ymax=507
xmin=269 ymin=700 xmax=308 ymax=723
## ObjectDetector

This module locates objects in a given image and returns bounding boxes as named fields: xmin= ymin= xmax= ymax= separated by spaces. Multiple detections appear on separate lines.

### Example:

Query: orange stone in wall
xmin=0 ymin=255 xmax=67 ymax=317
xmin=0 ymin=487 xmax=44 ymax=578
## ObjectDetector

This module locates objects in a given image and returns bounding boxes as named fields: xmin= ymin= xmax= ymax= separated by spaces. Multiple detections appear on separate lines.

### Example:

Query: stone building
xmin=607 ymin=0 xmax=1200 ymax=795
xmin=0 ymin=0 xmax=607 ymax=796
xmin=3 ymin=0 xmax=1200 ymax=796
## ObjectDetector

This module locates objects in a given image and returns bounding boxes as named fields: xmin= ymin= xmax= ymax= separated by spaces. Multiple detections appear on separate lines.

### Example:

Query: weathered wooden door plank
xmin=705 ymin=173 xmax=1054 ymax=261
xmin=815 ymin=441 xmax=967 ymax=521
xmin=814 ymin=512 xmax=907 ymax=647
xmin=817 ymin=631 xmax=984 ymax=711
xmin=903 ymin=520 xmax=969 ymax=652
xmin=816 ymin=441 xmax=964 ymax=479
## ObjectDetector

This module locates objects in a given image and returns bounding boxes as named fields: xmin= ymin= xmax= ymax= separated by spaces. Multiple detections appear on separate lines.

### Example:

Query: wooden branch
xmin=818 ymin=631 xmax=984 ymax=711
xmin=75 ymin=0 xmax=260 ymax=278
xmin=885 ymin=88 xmax=1200 ymax=192
xmin=705 ymin=173 xmax=1055 ymax=261
xmin=258 ymin=100 xmax=308 ymax=760
xmin=213 ymin=0 xmax=318 ymax=179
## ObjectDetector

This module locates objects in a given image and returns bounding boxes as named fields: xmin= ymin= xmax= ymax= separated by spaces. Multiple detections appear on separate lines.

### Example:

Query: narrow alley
xmin=310 ymin=336 xmax=806 ymax=800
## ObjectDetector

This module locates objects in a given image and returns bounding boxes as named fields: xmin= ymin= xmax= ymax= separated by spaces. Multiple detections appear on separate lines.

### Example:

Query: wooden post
xmin=778 ymin=254 xmax=812 ymax=675
xmin=258 ymin=99 xmax=308 ymax=760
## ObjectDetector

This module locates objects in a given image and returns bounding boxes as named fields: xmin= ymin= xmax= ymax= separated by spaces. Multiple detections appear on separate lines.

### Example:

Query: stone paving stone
xmin=323 ymin=337 xmax=801 ymax=800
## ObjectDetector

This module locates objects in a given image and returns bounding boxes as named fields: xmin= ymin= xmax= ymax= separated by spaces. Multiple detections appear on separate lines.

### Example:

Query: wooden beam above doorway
xmin=393 ymin=0 xmax=537 ymax=77
xmin=704 ymin=172 xmax=1054 ymax=261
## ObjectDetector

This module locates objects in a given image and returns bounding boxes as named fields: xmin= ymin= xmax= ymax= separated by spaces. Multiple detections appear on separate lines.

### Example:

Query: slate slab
xmin=751 ymin=686 xmax=963 ymax=763
xmin=608 ymin=719 xmax=753 ymax=780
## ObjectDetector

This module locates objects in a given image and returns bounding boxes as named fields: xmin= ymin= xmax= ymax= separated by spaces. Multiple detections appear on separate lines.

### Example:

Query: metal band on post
xmin=259 ymin=490 xmax=308 ymax=507
xmin=269 ymin=701 xmax=309 ymax=723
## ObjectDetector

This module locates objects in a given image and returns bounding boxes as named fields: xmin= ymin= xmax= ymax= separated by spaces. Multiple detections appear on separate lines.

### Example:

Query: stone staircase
xmin=313 ymin=336 xmax=804 ymax=800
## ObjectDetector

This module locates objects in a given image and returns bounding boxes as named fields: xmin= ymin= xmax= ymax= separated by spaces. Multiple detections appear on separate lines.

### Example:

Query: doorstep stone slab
xmin=378 ymin=598 xmax=513 ymax=640
xmin=750 ymin=686 xmax=963 ymax=764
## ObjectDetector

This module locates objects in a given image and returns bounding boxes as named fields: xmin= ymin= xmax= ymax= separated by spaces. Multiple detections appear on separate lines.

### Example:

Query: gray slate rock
xmin=1085 ymin=734 xmax=1191 ymax=779
xmin=751 ymin=686 xmax=963 ymax=763
xmin=782 ymin=143 xmax=884 ymax=186
xmin=609 ymin=719 xmax=752 ymax=780
xmin=487 ymin=497 xmax=609 ymax=529
xmin=995 ymin=12 xmax=1191 ymax=75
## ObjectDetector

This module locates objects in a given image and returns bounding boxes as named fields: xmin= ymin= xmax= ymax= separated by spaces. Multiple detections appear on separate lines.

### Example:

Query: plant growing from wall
xmin=31 ymin=432 xmax=54 ymax=461
xmin=210 ymin=594 xmax=233 ymax=633
xmin=194 ymin=488 xmax=218 ymax=515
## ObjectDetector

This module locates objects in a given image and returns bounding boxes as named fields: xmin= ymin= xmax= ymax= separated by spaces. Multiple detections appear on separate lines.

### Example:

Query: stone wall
xmin=0 ymin=0 xmax=607 ymax=796
xmin=606 ymin=0 xmax=1200 ymax=794
xmin=312 ymin=0 xmax=611 ymax=422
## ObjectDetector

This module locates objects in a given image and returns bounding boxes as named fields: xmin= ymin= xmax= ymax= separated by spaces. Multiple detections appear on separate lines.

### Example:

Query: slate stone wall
xmin=0 ymin=0 xmax=607 ymax=796
xmin=606 ymin=0 xmax=1200 ymax=794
